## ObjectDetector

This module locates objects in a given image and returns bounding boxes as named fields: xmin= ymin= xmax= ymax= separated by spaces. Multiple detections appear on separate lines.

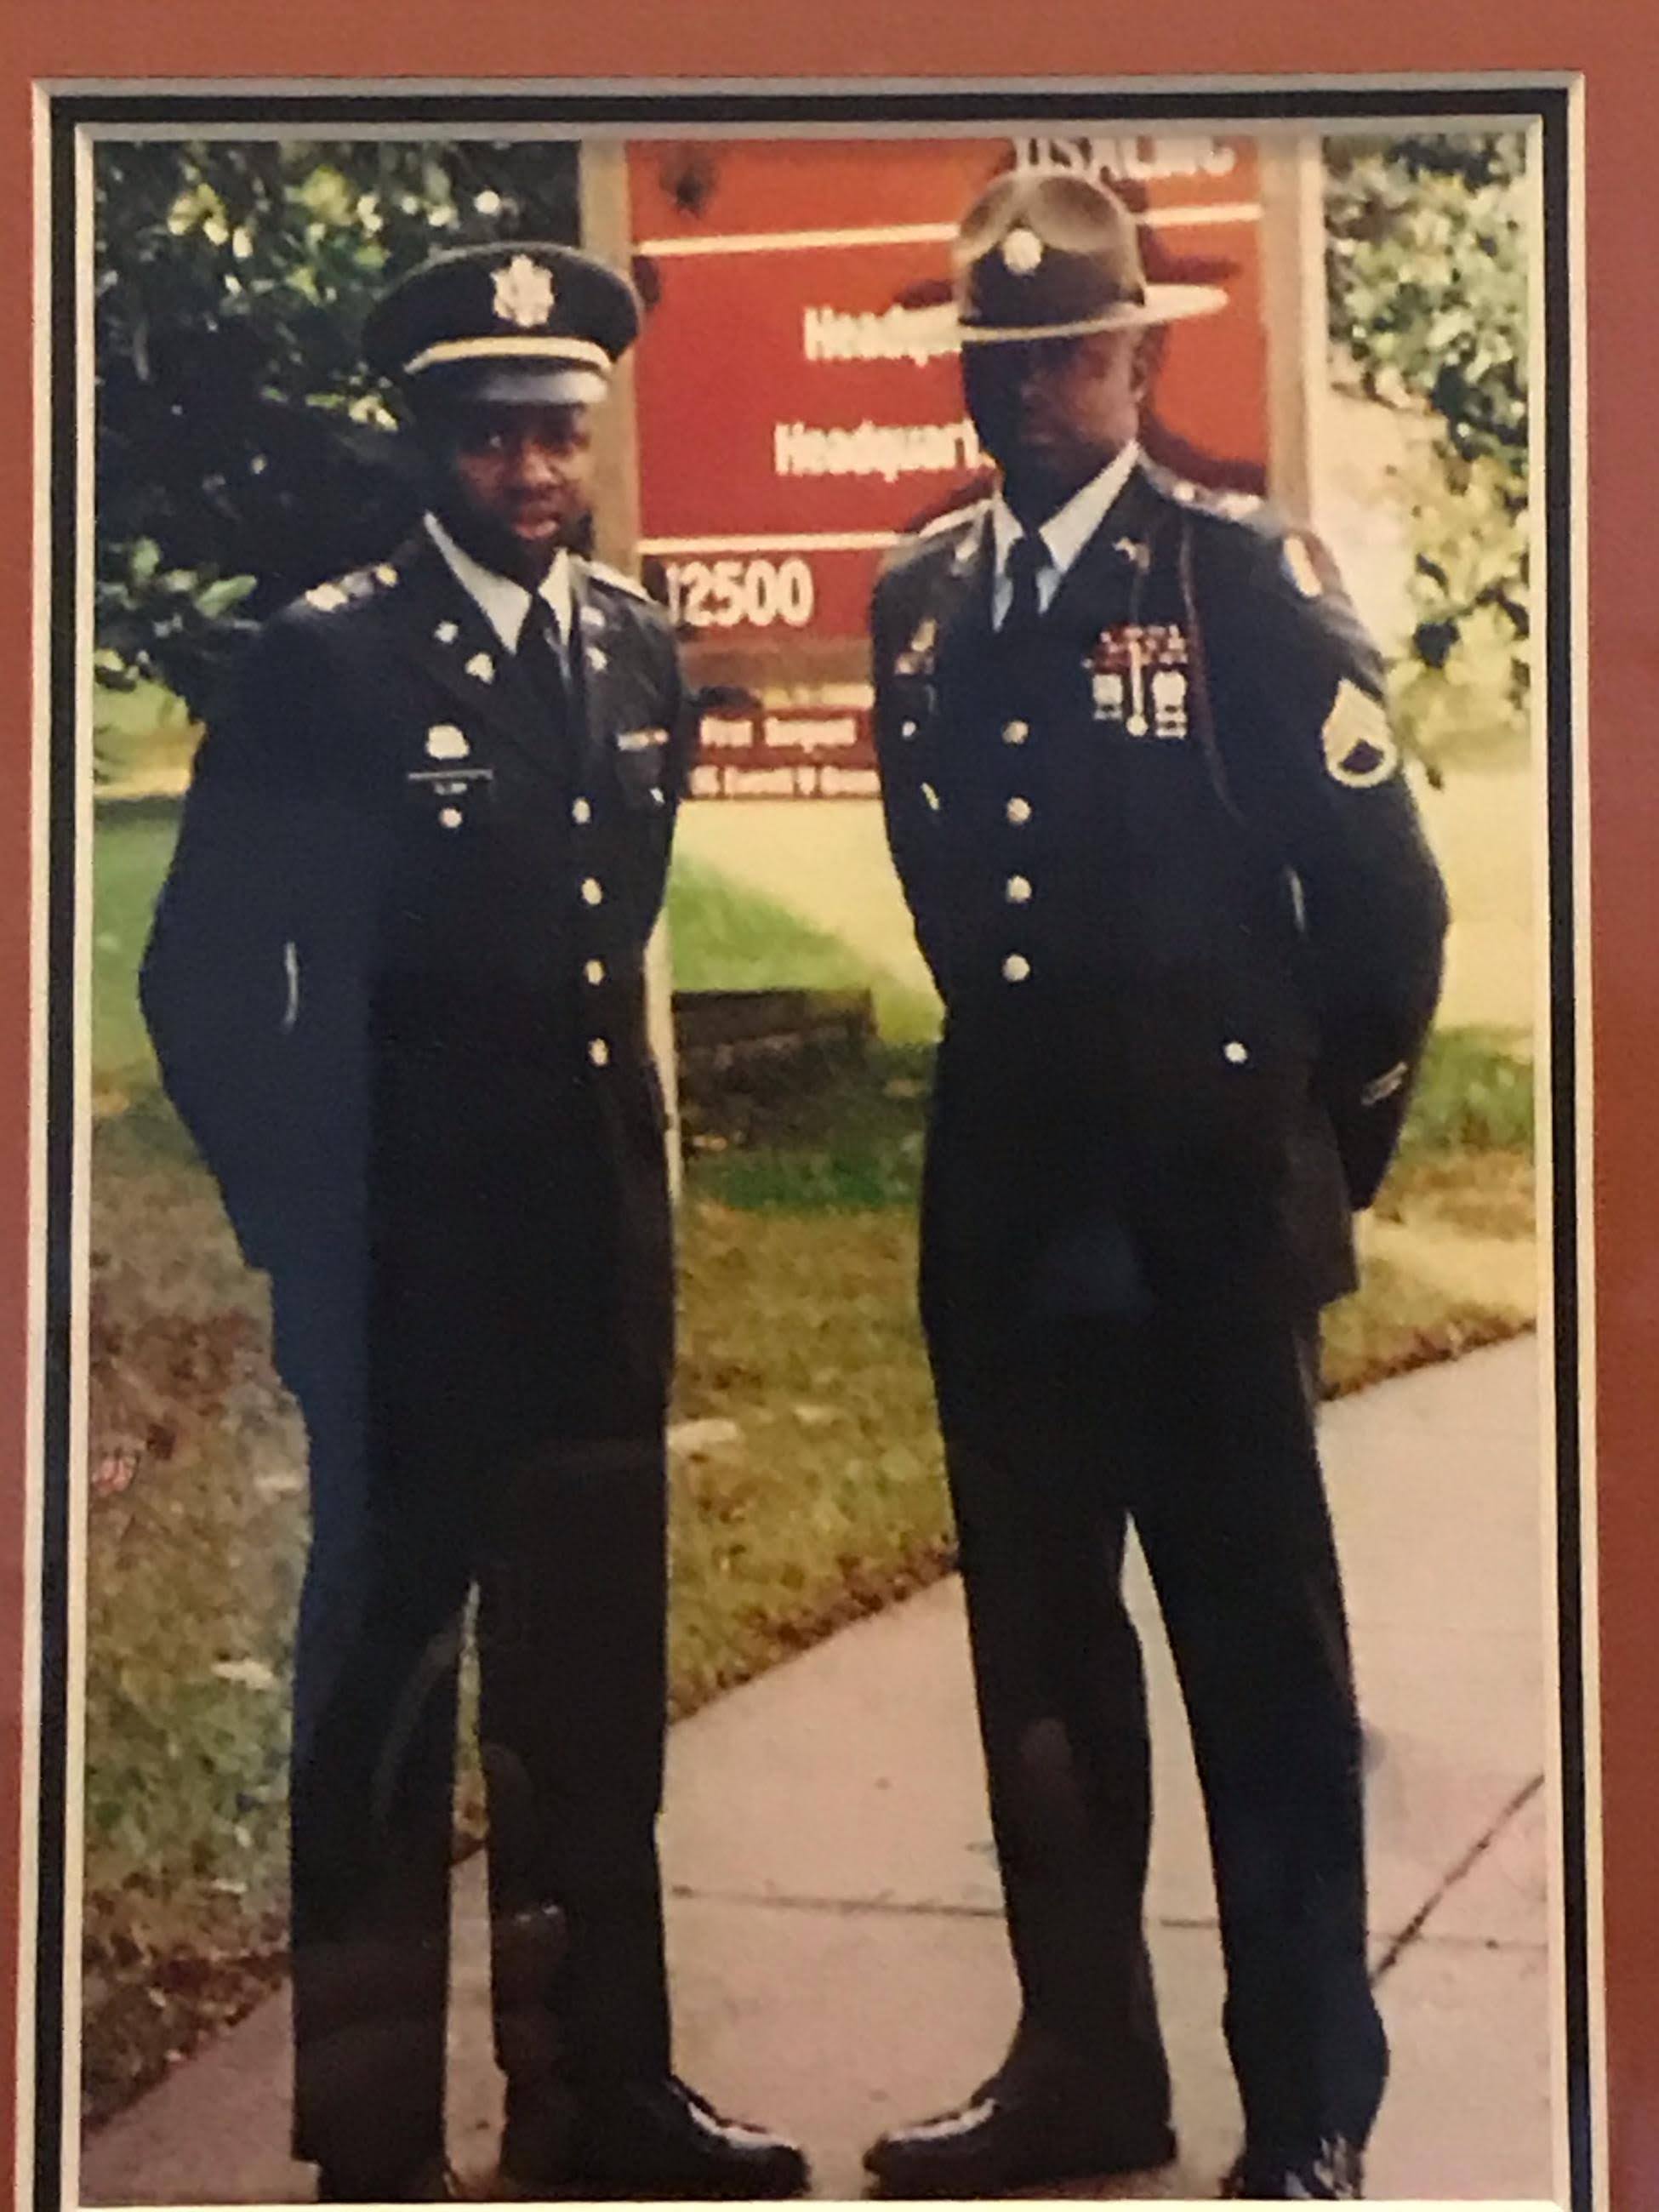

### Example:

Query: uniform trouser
xmin=934 ymin=1297 xmax=1388 ymax=2160
xmin=273 ymin=1276 xmax=671 ymax=2185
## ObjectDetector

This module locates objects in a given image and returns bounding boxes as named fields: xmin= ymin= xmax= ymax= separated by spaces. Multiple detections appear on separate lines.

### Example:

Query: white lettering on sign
xmin=763 ymin=715 xmax=859 ymax=751
xmin=774 ymin=419 xmax=983 ymax=483
xmin=1015 ymin=135 xmax=1238 ymax=184
xmin=723 ymin=765 xmax=800 ymax=797
xmin=700 ymin=716 xmax=755 ymax=750
xmin=802 ymin=303 xmax=961 ymax=367
xmin=820 ymin=765 xmax=881 ymax=797
xmin=667 ymin=556 xmax=816 ymax=630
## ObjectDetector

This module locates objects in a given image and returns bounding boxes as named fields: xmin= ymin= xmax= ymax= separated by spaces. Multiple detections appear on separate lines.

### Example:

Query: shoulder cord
xmin=1176 ymin=513 xmax=1247 ymax=829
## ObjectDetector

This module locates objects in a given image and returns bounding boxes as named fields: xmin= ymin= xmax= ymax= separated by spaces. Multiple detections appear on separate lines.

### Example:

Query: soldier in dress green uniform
xmin=863 ymin=171 xmax=1449 ymax=2204
xmin=142 ymin=242 xmax=807 ymax=2204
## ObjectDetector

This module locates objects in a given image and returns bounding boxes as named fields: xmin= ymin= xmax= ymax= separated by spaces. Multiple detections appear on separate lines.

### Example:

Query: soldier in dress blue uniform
xmin=140 ymin=242 xmax=807 ymax=2203
xmin=862 ymin=173 xmax=1450 ymax=2203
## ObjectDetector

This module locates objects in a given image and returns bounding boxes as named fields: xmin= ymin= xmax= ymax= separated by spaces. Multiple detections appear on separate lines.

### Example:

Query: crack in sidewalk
xmin=673 ymin=1770 xmax=1548 ymax=1969
xmin=1369 ymin=1771 xmax=1545 ymax=1983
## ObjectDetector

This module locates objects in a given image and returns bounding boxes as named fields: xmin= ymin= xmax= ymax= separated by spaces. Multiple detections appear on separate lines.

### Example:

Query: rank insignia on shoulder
xmin=305 ymin=581 xmax=350 ymax=613
xmin=425 ymin=723 xmax=470 ymax=761
xmin=1321 ymin=681 xmax=1400 ymax=788
xmin=588 ymin=559 xmax=651 ymax=602
xmin=1282 ymin=533 xmax=1325 ymax=599
xmin=894 ymin=614 xmax=938 ymax=677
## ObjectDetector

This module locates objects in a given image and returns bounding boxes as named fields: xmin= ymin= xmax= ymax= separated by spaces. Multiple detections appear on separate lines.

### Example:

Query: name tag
xmin=617 ymin=727 xmax=670 ymax=754
xmin=405 ymin=766 xmax=495 ymax=792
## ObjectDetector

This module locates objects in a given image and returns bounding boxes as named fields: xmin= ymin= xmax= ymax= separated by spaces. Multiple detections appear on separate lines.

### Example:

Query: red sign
xmin=629 ymin=134 xmax=1271 ymax=647
xmin=686 ymin=703 xmax=878 ymax=801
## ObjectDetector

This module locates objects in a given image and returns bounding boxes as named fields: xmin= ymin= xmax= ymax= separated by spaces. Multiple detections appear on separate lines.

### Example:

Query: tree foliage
xmin=95 ymin=141 xmax=579 ymax=715
xmin=1325 ymin=134 xmax=1531 ymax=758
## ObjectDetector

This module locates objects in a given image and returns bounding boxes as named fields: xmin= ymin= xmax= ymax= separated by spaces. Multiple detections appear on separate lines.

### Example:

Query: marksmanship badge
xmin=1321 ymin=681 xmax=1400 ymax=788
xmin=493 ymin=254 xmax=557 ymax=329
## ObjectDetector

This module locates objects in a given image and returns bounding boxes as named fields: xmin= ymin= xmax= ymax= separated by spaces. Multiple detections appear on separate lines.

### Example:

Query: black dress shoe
xmin=563 ymin=2075 xmax=808 ymax=2199
xmin=1221 ymin=2136 xmax=1364 ymax=2199
xmin=315 ymin=2152 xmax=462 ymax=2201
xmin=864 ymin=2066 xmax=1176 ymax=2198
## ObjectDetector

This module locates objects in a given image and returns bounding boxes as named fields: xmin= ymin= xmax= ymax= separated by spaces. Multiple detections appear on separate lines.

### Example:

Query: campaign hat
xmin=954 ymin=169 xmax=1227 ymax=343
xmin=364 ymin=240 xmax=642 ymax=407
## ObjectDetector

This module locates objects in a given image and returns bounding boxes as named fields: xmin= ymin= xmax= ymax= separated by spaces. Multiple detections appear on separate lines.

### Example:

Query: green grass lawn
xmin=81 ymin=800 xmax=1537 ymax=2129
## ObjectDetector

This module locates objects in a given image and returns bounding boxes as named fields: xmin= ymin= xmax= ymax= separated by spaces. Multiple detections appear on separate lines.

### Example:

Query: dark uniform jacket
xmin=870 ymin=458 xmax=1449 ymax=1356
xmin=142 ymin=527 xmax=693 ymax=1463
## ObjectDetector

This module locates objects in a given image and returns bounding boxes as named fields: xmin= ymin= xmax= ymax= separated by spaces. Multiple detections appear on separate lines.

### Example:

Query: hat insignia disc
xmin=1001 ymin=227 xmax=1045 ymax=276
xmin=493 ymin=254 xmax=557 ymax=329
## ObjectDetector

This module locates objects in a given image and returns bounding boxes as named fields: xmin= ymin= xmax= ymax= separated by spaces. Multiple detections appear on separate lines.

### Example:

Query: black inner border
xmin=42 ymin=80 xmax=1582 ymax=2212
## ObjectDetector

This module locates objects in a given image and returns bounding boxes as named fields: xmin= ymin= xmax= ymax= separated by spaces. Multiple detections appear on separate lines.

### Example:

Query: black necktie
xmin=1004 ymin=529 xmax=1047 ymax=635
xmin=516 ymin=596 xmax=571 ymax=740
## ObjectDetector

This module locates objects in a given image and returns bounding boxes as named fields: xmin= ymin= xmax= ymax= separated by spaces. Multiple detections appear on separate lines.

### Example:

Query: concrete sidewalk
xmin=83 ymin=1337 xmax=1556 ymax=2206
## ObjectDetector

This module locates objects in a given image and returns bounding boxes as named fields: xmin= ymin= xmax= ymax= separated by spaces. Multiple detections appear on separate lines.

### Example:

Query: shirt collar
xmin=989 ymin=438 xmax=1143 ymax=581
xmin=423 ymin=511 xmax=572 ymax=650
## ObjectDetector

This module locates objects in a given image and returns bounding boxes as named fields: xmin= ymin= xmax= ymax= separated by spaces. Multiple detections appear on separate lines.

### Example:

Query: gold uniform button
xmin=1002 ymin=954 xmax=1031 ymax=983
xmin=439 ymin=807 xmax=463 ymax=830
xmin=1006 ymin=796 xmax=1033 ymax=825
xmin=581 ymin=877 xmax=604 ymax=906
xmin=1006 ymin=875 xmax=1033 ymax=904
xmin=1223 ymin=1039 xmax=1251 ymax=1065
xmin=589 ymin=1038 xmax=611 ymax=1068
xmin=900 ymin=718 xmax=919 ymax=740
xmin=584 ymin=959 xmax=606 ymax=986
xmin=572 ymin=796 xmax=592 ymax=825
xmin=1001 ymin=718 xmax=1029 ymax=745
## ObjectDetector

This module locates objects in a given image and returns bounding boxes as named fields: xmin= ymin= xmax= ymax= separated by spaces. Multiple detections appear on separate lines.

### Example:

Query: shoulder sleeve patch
xmin=1321 ymin=680 xmax=1400 ymax=788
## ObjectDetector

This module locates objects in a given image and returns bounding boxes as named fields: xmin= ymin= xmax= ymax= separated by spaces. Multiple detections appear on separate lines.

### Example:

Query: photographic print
xmin=18 ymin=66 xmax=1601 ymax=2212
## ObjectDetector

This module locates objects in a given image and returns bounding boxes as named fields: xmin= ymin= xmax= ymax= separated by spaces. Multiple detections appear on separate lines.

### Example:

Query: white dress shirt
xmin=989 ymin=438 xmax=1142 ymax=628
xmin=423 ymin=510 xmax=573 ymax=651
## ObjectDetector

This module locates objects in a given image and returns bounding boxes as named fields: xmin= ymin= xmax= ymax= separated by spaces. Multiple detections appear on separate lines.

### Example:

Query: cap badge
xmin=425 ymin=724 xmax=470 ymax=761
xmin=1001 ymin=226 xmax=1045 ymax=276
xmin=493 ymin=254 xmax=557 ymax=330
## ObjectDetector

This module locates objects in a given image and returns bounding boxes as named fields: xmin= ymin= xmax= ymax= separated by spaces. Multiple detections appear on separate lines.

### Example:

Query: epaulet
xmin=301 ymin=561 xmax=402 ymax=613
xmin=584 ymin=559 xmax=653 ymax=603
xmin=1154 ymin=470 xmax=1269 ymax=529
xmin=918 ymin=497 xmax=991 ymax=539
